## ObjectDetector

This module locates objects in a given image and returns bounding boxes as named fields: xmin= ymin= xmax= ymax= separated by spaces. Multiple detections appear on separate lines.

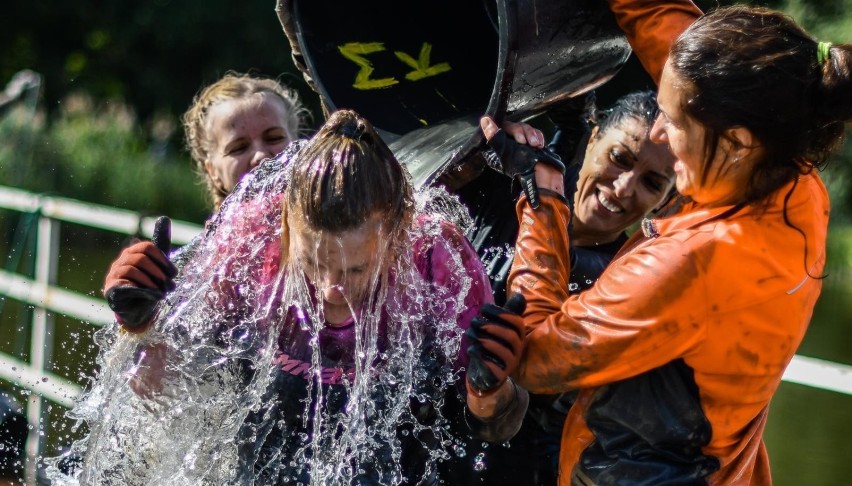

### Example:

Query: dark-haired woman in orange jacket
xmin=469 ymin=5 xmax=851 ymax=484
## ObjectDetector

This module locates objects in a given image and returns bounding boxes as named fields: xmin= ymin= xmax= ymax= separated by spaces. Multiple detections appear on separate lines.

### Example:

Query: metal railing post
xmin=25 ymin=213 xmax=60 ymax=484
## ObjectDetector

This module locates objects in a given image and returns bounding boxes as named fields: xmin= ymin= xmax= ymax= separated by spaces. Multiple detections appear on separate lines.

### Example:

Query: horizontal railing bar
xmin=0 ymin=354 xmax=81 ymax=408
xmin=0 ymin=348 xmax=847 ymax=412
xmin=0 ymin=269 xmax=113 ymax=326
xmin=0 ymin=185 xmax=202 ymax=245
xmin=783 ymin=354 xmax=852 ymax=395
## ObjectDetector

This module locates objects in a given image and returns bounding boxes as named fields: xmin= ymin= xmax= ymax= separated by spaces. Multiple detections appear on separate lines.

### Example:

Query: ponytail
xmin=809 ymin=43 xmax=852 ymax=168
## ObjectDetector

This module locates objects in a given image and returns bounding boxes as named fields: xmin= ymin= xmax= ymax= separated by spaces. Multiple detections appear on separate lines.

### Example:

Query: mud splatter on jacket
xmin=509 ymin=173 xmax=829 ymax=485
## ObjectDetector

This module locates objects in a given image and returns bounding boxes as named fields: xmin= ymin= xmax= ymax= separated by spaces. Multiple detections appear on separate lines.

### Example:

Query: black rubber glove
xmin=466 ymin=293 xmax=527 ymax=395
xmin=103 ymin=216 xmax=176 ymax=332
xmin=486 ymin=130 xmax=565 ymax=209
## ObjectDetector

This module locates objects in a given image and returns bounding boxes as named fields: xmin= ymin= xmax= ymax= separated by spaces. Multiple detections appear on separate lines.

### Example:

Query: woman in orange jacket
xmin=468 ymin=5 xmax=852 ymax=484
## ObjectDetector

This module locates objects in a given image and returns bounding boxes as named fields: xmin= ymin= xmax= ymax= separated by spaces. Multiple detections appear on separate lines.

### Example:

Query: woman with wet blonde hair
xmin=95 ymin=109 xmax=491 ymax=485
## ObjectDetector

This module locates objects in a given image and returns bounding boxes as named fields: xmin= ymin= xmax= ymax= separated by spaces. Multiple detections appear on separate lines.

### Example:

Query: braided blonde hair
xmin=182 ymin=71 xmax=310 ymax=210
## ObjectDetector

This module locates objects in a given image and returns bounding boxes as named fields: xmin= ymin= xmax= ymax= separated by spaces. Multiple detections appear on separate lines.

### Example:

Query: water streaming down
xmin=45 ymin=142 xmax=481 ymax=485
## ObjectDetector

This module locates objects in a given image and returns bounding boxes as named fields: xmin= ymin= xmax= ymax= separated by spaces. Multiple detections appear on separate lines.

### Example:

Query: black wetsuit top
xmin=451 ymin=162 xmax=629 ymax=485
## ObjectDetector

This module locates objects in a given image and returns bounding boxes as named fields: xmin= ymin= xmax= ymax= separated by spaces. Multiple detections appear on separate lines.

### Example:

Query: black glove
xmin=466 ymin=293 xmax=527 ymax=395
xmin=103 ymin=216 xmax=176 ymax=331
xmin=486 ymin=129 xmax=565 ymax=209
xmin=547 ymin=91 xmax=596 ymax=165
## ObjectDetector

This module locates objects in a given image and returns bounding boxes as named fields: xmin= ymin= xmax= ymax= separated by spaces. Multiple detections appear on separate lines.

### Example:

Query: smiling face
xmin=289 ymin=213 xmax=388 ymax=325
xmin=572 ymin=117 xmax=676 ymax=246
xmin=204 ymin=93 xmax=294 ymax=194
xmin=650 ymin=62 xmax=755 ymax=207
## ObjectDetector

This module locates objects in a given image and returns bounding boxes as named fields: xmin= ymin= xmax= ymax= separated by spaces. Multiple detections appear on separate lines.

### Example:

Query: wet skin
xmin=572 ymin=119 xmax=675 ymax=246
xmin=478 ymin=115 xmax=674 ymax=243
xmin=289 ymin=214 xmax=389 ymax=326
xmin=650 ymin=62 xmax=758 ymax=207
xmin=205 ymin=93 xmax=295 ymax=193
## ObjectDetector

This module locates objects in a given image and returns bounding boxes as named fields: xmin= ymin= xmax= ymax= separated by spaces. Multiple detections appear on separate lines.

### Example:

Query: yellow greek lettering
xmin=338 ymin=42 xmax=398 ymax=90
xmin=394 ymin=42 xmax=451 ymax=81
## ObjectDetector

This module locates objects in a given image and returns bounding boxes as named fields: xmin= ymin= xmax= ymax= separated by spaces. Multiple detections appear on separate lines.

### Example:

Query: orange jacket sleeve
xmin=508 ymin=194 xmax=708 ymax=394
xmin=507 ymin=174 xmax=829 ymax=483
xmin=607 ymin=0 xmax=703 ymax=84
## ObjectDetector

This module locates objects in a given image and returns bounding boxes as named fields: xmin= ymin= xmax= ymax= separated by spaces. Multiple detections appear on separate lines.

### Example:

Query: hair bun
xmin=339 ymin=119 xmax=365 ymax=141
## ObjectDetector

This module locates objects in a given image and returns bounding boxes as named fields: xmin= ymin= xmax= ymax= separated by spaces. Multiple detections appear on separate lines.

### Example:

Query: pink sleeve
xmin=416 ymin=219 xmax=494 ymax=371
xmin=205 ymin=195 xmax=283 ymax=332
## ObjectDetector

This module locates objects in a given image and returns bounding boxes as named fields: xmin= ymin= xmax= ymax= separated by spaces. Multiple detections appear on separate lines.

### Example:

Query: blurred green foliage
xmin=774 ymin=0 xmax=852 ymax=223
xmin=0 ymin=95 xmax=209 ymax=223
xmin=0 ymin=0 xmax=322 ymax=125
xmin=0 ymin=0 xmax=849 ymax=222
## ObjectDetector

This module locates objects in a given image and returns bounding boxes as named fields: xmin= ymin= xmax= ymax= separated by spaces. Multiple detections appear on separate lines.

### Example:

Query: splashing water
xmin=45 ymin=142 xmax=481 ymax=485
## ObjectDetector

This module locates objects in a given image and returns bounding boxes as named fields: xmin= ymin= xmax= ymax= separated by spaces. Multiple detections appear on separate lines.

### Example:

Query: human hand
xmin=128 ymin=341 xmax=173 ymax=402
xmin=480 ymin=116 xmax=565 ymax=208
xmin=466 ymin=293 xmax=527 ymax=396
xmin=489 ymin=118 xmax=547 ymax=149
xmin=103 ymin=216 xmax=176 ymax=332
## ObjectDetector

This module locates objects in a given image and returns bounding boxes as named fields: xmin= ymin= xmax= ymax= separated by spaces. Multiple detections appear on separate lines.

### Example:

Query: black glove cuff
xmin=464 ymin=379 xmax=530 ymax=443
xmin=486 ymin=130 xmax=566 ymax=210
xmin=486 ymin=130 xmax=566 ymax=178
xmin=105 ymin=286 xmax=163 ymax=330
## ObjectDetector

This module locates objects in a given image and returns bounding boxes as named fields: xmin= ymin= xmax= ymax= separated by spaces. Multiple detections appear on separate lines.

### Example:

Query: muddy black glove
xmin=103 ymin=216 xmax=176 ymax=332
xmin=486 ymin=130 xmax=565 ymax=209
xmin=466 ymin=293 xmax=527 ymax=395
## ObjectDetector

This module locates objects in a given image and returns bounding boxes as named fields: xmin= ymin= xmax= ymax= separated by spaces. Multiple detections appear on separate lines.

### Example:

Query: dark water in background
xmin=1 ymin=217 xmax=850 ymax=485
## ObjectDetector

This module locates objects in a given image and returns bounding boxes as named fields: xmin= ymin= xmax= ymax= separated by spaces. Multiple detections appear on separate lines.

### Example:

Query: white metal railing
xmin=0 ymin=185 xmax=202 ymax=483
xmin=0 ymin=186 xmax=851 ymax=481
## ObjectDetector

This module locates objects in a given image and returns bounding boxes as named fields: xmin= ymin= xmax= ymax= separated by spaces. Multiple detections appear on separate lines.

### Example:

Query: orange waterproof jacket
xmin=607 ymin=0 xmax=703 ymax=84
xmin=508 ymin=173 xmax=829 ymax=485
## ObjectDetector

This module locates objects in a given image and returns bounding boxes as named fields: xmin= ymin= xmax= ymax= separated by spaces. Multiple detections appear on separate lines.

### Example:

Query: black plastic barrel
xmin=277 ymin=0 xmax=631 ymax=187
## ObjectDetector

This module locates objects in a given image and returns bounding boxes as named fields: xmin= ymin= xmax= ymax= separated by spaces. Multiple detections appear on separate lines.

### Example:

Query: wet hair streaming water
xmin=45 ymin=142 xmax=475 ymax=485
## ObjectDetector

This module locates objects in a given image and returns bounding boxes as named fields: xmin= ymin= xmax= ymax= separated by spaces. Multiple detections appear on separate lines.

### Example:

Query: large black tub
xmin=276 ymin=0 xmax=631 ymax=187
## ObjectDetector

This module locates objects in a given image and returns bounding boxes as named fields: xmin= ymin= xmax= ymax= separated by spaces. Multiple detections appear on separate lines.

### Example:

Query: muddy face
xmin=573 ymin=118 xmax=675 ymax=246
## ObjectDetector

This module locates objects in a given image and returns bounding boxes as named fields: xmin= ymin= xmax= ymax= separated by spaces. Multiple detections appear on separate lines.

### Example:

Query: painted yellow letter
xmin=394 ymin=43 xmax=451 ymax=81
xmin=338 ymin=42 xmax=398 ymax=90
